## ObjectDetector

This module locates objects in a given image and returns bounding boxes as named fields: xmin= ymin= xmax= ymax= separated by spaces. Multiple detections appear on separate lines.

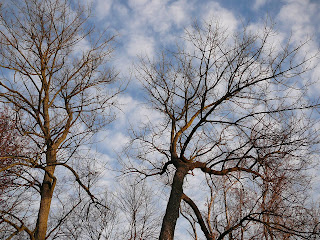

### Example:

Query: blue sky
xmin=84 ymin=0 xmax=320 ymax=159
xmin=86 ymin=0 xmax=320 ymax=56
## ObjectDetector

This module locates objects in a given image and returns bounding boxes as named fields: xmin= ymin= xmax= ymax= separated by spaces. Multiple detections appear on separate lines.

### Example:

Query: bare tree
xmin=182 ymin=170 xmax=319 ymax=240
xmin=44 ymin=178 xmax=160 ymax=240
xmin=48 ymin=191 xmax=119 ymax=240
xmin=0 ymin=0 xmax=117 ymax=239
xmin=116 ymin=178 xmax=160 ymax=240
xmin=132 ymin=20 xmax=320 ymax=239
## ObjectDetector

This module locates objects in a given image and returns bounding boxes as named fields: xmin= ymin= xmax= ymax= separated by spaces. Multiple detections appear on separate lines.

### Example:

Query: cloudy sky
xmin=89 ymin=0 xmax=320 ymax=61
xmin=85 ymin=0 xmax=320 ymax=160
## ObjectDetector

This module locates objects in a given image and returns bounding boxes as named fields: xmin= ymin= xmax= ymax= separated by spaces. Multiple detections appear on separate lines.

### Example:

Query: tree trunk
xmin=159 ymin=166 xmax=189 ymax=240
xmin=34 ymin=148 xmax=56 ymax=240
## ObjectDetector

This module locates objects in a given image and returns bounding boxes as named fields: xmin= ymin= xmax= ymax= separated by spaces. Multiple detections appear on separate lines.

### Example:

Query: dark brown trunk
xmin=34 ymin=148 xmax=56 ymax=240
xmin=159 ymin=166 xmax=188 ymax=240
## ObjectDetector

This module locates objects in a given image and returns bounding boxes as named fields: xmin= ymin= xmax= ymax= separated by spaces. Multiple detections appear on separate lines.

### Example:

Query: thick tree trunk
xmin=159 ymin=166 xmax=189 ymax=240
xmin=34 ymin=149 xmax=56 ymax=240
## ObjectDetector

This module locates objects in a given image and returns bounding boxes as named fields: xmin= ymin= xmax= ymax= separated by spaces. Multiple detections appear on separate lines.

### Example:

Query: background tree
xmin=182 ymin=171 xmax=319 ymax=240
xmin=43 ymin=178 xmax=160 ymax=240
xmin=0 ymin=108 xmax=24 ymax=200
xmin=48 ymin=191 xmax=118 ymax=240
xmin=0 ymin=0 xmax=117 ymax=239
xmin=133 ymin=21 xmax=320 ymax=239
xmin=0 ymin=108 xmax=32 ymax=240
xmin=116 ymin=178 xmax=160 ymax=240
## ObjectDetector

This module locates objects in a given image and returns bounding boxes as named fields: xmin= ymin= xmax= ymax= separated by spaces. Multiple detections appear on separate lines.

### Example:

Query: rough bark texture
xmin=34 ymin=173 xmax=55 ymax=240
xmin=34 ymin=148 xmax=56 ymax=240
xmin=159 ymin=166 xmax=189 ymax=240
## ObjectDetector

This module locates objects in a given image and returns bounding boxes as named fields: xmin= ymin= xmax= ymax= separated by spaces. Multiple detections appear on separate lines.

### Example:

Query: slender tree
xmin=0 ymin=0 xmax=117 ymax=239
xmin=182 ymin=170 xmax=319 ymax=240
xmin=116 ymin=179 xmax=160 ymax=240
xmin=132 ymin=21 xmax=320 ymax=239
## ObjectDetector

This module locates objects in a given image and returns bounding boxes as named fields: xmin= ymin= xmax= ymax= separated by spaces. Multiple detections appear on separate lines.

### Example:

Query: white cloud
xmin=253 ymin=0 xmax=268 ymax=10
xmin=168 ymin=0 xmax=190 ymax=27
xmin=131 ymin=1 xmax=170 ymax=33
xmin=115 ymin=94 xmax=163 ymax=127
xmin=201 ymin=2 xmax=238 ymax=35
xmin=113 ymin=2 xmax=129 ymax=17
xmin=247 ymin=22 xmax=286 ymax=55
xmin=95 ymin=0 xmax=113 ymax=19
xmin=126 ymin=0 xmax=194 ymax=35
xmin=99 ymin=131 xmax=130 ymax=152
xmin=277 ymin=0 xmax=320 ymax=87
xmin=72 ymin=37 xmax=90 ymax=57
xmin=128 ymin=0 xmax=149 ymax=7
xmin=277 ymin=0 xmax=318 ymax=42
xmin=126 ymin=34 xmax=155 ymax=58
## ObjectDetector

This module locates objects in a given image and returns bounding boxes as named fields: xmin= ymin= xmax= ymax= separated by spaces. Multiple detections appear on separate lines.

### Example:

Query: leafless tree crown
xmin=0 ymin=0 xmax=118 ymax=239
xmin=133 ymin=20 xmax=320 ymax=240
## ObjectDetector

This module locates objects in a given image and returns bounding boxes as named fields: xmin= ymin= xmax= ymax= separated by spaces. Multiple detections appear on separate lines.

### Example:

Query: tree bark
xmin=159 ymin=166 xmax=189 ymax=240
xmin=34 ymin=148 xmax=56 ymax=240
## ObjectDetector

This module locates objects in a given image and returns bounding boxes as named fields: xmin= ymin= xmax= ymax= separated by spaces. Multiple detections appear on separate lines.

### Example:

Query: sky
xmin=84 ymin=0 xmax=320 ymax=165
xmin=77 ymin=0 xmax=320 ymax=238
xmin=2 ymin=0 xmax=319 ymax=238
